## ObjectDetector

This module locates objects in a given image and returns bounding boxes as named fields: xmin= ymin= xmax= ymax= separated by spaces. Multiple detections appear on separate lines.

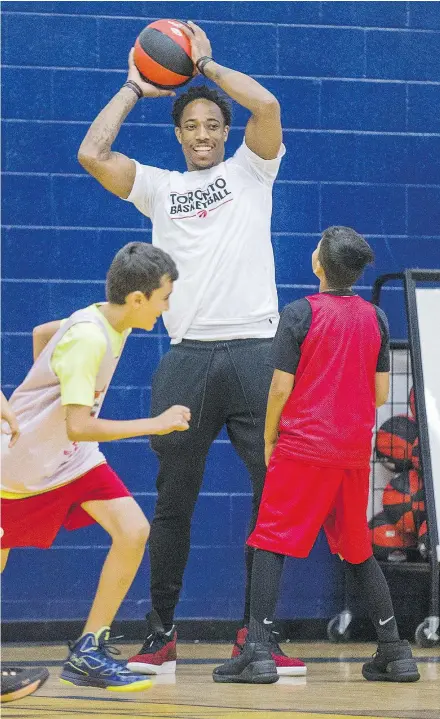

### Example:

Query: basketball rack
xmin=327 ymin=270 xmax=440 ymax=648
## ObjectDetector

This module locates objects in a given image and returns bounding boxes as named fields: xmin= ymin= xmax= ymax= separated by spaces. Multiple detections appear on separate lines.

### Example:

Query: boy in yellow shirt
xmin=1 ymin=243 xmax=190 ymax=692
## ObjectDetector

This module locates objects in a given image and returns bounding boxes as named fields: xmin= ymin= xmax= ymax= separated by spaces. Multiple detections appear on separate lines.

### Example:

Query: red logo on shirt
xmin=63 ymin=442 xmax=79 ymax=457
xmin=168 ymin=177 xmax=233 ymax=219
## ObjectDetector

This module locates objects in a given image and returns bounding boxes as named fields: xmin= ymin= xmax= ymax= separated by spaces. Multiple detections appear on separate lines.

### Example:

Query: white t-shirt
xmin=125 ymin=140 xmax=285 ymax=344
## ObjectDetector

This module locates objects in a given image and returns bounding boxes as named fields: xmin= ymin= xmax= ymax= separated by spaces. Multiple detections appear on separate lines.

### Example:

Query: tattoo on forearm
xmin=82 ymin=89 xmax=137 ymax=156
xmin=203 ymin=63 xmax=230 ymax=83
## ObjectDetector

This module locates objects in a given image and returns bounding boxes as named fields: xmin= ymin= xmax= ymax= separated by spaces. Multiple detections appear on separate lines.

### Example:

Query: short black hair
xmin=318 ymin=226 xmax=374 ymax=288
xmin=171 ymin=85 xmax=232 ymax=127
xmin=106 ymin=242 xmax=178 ymax=304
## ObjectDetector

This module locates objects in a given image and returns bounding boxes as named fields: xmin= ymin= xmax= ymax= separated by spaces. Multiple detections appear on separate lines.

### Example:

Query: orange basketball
xmin=134 ymin=19 xmax=195 ymax=89
xmin=375 ymin=415 xmax=417 ymax=471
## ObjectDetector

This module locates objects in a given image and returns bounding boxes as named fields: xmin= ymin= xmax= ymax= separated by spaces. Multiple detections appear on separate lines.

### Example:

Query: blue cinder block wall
xmin=1 ymin=2 xmax=439 ymax=625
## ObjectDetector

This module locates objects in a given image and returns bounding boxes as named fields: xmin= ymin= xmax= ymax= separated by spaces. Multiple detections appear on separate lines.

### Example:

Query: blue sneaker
xmin=60 ymin=627 xmax=153 ymax=692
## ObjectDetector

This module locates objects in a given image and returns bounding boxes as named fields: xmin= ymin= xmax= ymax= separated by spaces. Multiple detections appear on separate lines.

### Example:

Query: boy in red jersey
xmin=213 ymin=226 xmax=420 ymax=685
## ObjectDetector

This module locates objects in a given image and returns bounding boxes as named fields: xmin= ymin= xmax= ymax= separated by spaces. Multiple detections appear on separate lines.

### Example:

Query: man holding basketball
xmin=79 ymin=21 xmax=305 ymax=676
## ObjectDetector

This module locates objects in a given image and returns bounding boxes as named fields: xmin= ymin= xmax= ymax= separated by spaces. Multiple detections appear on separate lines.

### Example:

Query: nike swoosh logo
xmin=263 ymin=618 xmax=273 ymax=625
xmin=379 ymin=616 xmax=394 ymax=626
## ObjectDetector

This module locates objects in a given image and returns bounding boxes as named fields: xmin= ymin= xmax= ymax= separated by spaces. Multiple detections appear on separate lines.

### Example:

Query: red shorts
xmin=248 ymin=452 xmax=373 ymax=564
xmin=1 ymin=464 xmax=131 ymax=549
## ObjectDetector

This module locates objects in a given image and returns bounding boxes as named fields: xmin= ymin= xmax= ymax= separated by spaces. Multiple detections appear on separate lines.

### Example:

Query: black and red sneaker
xmin=232 ymin=626 xmax=307 ymax=676
xmin=127 ymin=610 xmax=177 ymax=675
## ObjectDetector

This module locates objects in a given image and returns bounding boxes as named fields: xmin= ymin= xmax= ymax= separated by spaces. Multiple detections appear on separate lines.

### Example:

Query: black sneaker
xmin=127 ymin=610 xmax=177 ymax=675
xmin=1 ymin=666 xmax=49 ymax=703
xmin=362 ymin=640 xmax=420 ymax=682
xmin=213 ymin=641 xmax=278 ymax=684
xmin=232 ymin=626 xmax=307 ymax=676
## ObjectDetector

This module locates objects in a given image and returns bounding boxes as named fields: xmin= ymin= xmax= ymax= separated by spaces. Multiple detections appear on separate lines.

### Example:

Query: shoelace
xmin=138 ymin=628 xmax=170 ymax=654
xmin=67 ymin=633 xmax=124 ymax=655
xmin=100 ymin=634 xmax=135 ymax=673
xmin=67 ymin=633 xmax=125 ymax=667
xmin=100 ymin=634 xmax=124 ymax=660
xmin=147 ymin=631 xmax=166 ymax=650
xmin=99 ymin=642 xmax=132 ymax=677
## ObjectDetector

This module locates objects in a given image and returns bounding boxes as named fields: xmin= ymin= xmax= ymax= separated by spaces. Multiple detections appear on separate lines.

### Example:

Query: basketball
xmin=383 ymin=472 xmax=413 ymax=525
xmin=134 ymin=19 xmax=195 ymax=89
xmin=382 ymin=469 xmax=425 ymax=530
xmin=375 ymin=414 xmax=418 ymax=471
xmin=369 ymin=511 xmax=417 ymax=560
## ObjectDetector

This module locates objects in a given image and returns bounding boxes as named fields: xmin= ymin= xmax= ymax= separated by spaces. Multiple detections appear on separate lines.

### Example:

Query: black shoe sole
xmin=213 ymin=672 xmax=279 ymax=684
xmin=213 ymin=660 xmax=279 ymax=685
xmin=362 ymin=658 xmax=420 ymax=683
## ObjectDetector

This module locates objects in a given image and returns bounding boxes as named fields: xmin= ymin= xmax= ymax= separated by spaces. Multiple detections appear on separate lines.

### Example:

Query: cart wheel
xmin=415 ymin=618 xmax=440 ymax=648
xmin=327 ymin=612 xmax=352 ymax=643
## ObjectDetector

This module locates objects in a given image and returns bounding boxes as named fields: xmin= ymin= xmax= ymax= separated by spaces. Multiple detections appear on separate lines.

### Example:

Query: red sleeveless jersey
xmin=277 ymin=294 xmax=382 ymax=468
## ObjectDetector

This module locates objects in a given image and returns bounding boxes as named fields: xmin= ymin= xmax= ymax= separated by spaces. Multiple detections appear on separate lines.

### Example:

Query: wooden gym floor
xmin=1 ymin=641 xmax=439 ymax=719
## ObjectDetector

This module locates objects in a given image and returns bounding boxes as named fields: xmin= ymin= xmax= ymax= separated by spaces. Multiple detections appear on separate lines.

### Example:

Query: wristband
xmin=122 ymin=80 xmax=143 ymax=100
xmin=196 ymin=56 xmax=214 ymax=76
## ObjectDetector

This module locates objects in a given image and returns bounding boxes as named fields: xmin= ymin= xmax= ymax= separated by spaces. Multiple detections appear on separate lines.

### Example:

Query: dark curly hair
xmin=171 ymin=85 xmax=232 ymax=127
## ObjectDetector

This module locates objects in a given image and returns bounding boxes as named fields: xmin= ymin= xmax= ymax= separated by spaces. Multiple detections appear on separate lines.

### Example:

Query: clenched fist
xmin=155 ymin=405 xmax=191 ymax=435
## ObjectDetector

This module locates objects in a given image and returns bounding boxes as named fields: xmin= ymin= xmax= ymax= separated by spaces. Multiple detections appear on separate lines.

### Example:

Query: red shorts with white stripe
xmin=1 ymin=464 xmax=131 ymax=549
xmin=248 ymin=452 xmax=373 ymax=564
